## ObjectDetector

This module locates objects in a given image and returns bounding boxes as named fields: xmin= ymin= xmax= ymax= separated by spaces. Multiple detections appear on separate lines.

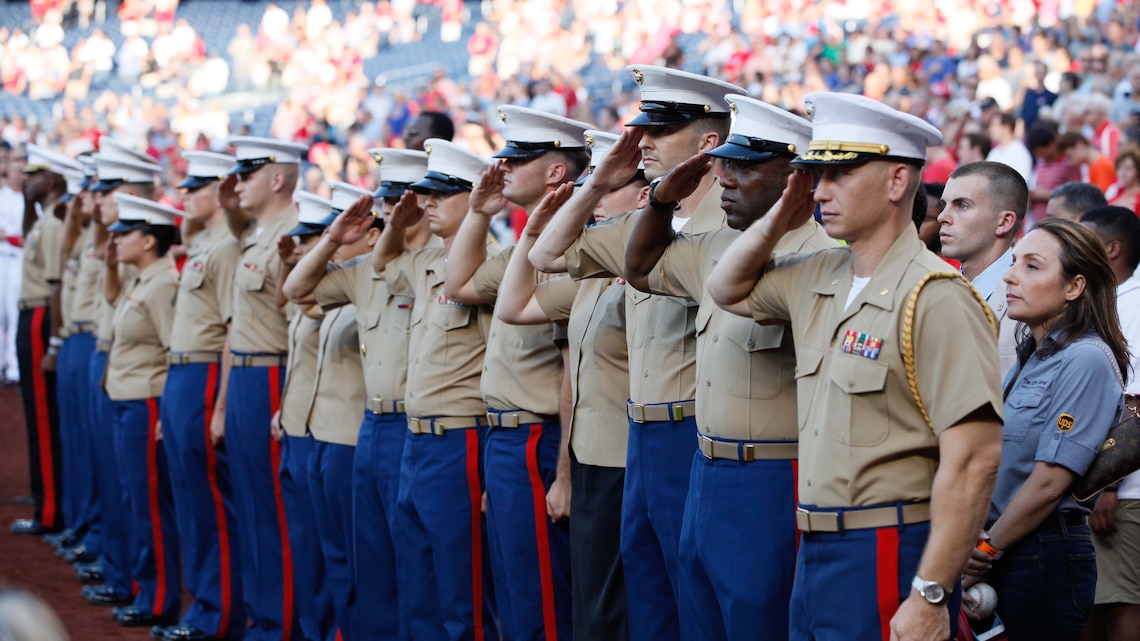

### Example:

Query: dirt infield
xmin=0 ymin=385 xmax=152 ymax=640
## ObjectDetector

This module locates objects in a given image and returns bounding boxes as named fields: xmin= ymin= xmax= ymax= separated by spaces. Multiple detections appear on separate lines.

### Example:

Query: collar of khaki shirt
xmin=133 ymin=253 xmax=177 ymax=288
xmin=244 ymin=204 xmax=298 ymax=250
xmin=808 ymin=225 xmax=927 ymax=315
xmin=681 ymin=182 xmax=726 ymax=236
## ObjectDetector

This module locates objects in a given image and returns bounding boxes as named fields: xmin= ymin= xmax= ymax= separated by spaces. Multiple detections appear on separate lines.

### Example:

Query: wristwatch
xmin=647 ymin=176 xmax=681 ymax=212
xmin=911 ymin=576 xmax=948 ymax=606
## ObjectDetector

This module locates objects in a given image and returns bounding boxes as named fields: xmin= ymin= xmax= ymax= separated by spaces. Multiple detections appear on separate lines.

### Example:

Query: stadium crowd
xmin=4 ymin=2 xmax=1140 ymax=641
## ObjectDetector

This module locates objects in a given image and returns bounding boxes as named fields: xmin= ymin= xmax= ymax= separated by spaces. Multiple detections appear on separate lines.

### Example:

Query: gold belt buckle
xmin=395 ymin=400 xmax=405 ymax=414
xmin=485 ymin=412 xmax=497 ymax=427
xmin=672 ymin=404 xmax=684 ymax=421
xmin=408 ymin=417 xmax=423 ymax=434
xmin=741 ymin=443 xmax=755 ymax=462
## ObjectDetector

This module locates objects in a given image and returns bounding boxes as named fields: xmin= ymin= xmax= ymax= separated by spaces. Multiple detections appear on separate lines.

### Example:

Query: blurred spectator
xmin=1026 ymin=121 xmax=1081 ymax=226
xmin=1088 ymin=93 xmax=1123 ymax=160
xmin=1046 ymin=182 xmax=1109 ymax=221
xmin=1107 ymin=149 xmax=1140 ymax=212
xmin=1057 ymin=131 xmax=1117 ymax=191
xmin=986 ymin=112 xmax=1033 ymax=182
xmin=958 ymin=132 xmax=993 ymax=166
xmin=1019 ymin=61 xmax=1057 ymax=130
xmin=0 ymin=587 xmax=70 ymax=641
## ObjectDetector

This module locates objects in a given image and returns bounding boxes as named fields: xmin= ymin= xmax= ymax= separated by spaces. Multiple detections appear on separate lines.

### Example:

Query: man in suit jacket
xmin=937 ymin=161 xmax=1026 ymax=377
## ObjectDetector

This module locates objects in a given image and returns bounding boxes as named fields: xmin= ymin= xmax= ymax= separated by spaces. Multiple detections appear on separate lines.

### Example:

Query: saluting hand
xmin=470 ymin=163 xmax=508 ymax=216
xmin=105 ymin=236 xmax=120 ymax=269
xmin=388 ymin=191 xmax=424 ymax=229
xmin=648 ymin=152 xmax=713 ymax=207
xmin=328 ymin=194 xmax=376 ymax=246
xmin=587 ymin=126 xmax=645 ymax=192
xmin=277 ymin=234 xmax=298 ymax=267
xmin=523 ymin=183 xmax=575 ymax=241
xmin=759 ymin=169 xmax=815 ymax=236
xmin=217 ymin=174 xmax=242 ymax=214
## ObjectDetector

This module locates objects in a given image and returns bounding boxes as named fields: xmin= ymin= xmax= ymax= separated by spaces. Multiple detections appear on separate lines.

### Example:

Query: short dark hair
xmin=948 ymin=161 xmax=1029 ymax=229
xmin=963 ymin=132 xmax=993 ymax=158
xmin=688 ymin=115 xmax=731 ymax=144
xmin=141 ymin=224 xmax=180 ymax=257
xmin=1051 ymin=182 xmax=1108 ymax=215
xmin=549 ymin=148 xmax=591 ymax=183
xmin=923 ymin=182 xmax=945 ymax=200
xmin=1056 ymin=131 xmax=1090 ymax=152
xmin=1080 ymin=205 xmax=1140 ymax=271
xmin=996 ymin=112 xmax=1018 ymax=131
xmin=419 ymin=111 xmax=455 ymax=141
xmin=1025 ymin=120 xmax=1059 ymax=150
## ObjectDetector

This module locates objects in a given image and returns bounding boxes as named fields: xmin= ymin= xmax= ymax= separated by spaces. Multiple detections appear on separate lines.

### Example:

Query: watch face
xmin=925 ymin=584 xmax=945 ymax=603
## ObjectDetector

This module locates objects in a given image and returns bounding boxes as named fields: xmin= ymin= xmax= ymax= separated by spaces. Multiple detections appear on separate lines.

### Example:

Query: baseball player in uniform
xmin=444 ymin=105 xmax=593 ymax=641
xmin=0 ymin=144 xmax=25 ymax=385
xmin=152 ymin=151 xmax=246 ymax=641
xmin=368 ymin=139 xmax=497 ymax=641
xmin=495 ymin=129 xmax=647 ymax=641
xmin=530 ymin=66 xmax=743 ymax=641
xmin=623 ymin=95 xmax=835 ymax=640
xmin=218 ymin=136 xmax=309 ymax=641
xmin=102 ymin=194 xmax=183 ymax=627
xmin=11 ymin=145 xmax=79 ymax=536
xmin=282 ymin=149 xmax=432 ymax=641
xmin=81 ymin=143 xmax=165 ymax=608
xmin=707 ymin=92 xmax=1004 ymax=641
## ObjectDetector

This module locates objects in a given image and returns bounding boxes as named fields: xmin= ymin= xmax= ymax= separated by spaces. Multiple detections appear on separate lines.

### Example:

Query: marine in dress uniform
xmin=221 ymin=136 xmax=310 ymax=641
xmin=445 ymin=105 xmax=594 ymax=641
xmin=496 ymin=128 xmax=646 ymax=641
xmin=81 ymin=144 xmax=165 ymax=607
xmin=102 ymin=194 xmax=183 ymax=627
xmin=529 ymin=66 xmax=744 ymax=641
xmin=298 ymin=180 xmax=377 ymax=641
xmin=276 ymin=191 xmax=337 ymax=641
xmin=937 ymin=161 xmax=1028 ymax=377
xmin=624 ymin=95 xmax=835 ymax=641
xmin=11 ymin=145 xmax=80 ymax=536
xmin=372 ymin=139 xmax=497 ymax=641
xmin=152 ymin=151 xmax=246 ymax=641
xmin=706 ymin=93 xmax=1005 ymax=641
xmin=282 ymin=149 xmax=430 ymax=641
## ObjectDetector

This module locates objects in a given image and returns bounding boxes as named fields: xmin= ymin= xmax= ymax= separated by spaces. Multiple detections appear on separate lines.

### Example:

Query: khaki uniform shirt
xmin=170 ymin=227 xmax=240 ymax=354
xmin=386 ymin=246 xmax=493 ymax=419
xmin=471 ymin=244 xmax=563 ymax=415
xmin=313 ymin=255 xmax=413 ymax=404
xmin=308 ymin=305 xmax=366 ymax=445
xmin=746 ymin=226 xmax=1004 ymax=507
xmin=280 ymin=310 xmax=321 ymax=437
xmin=104 ymin=256 xmax=179 ymax=401
xmin=647 ymin=221 xmax=836 ymax=441
xmin=96 ymin=263 xmax=140 ymax=342
xmin=71 ymin=231 xmax=102 ymax=326
xmin=564 ymin=184 xmax=726 ymax=404
xmin=20 ymin=212 xmax=63 ymax=302
xmin=987 ymin=278 xmax=1019 ymax=378
xmin=536 ymin=276 xmax=629 ymax=467
xmin=59 ymin=230 xmax=85 ymax=331
xmin=231 ymin=206 xmax=298 ymax=354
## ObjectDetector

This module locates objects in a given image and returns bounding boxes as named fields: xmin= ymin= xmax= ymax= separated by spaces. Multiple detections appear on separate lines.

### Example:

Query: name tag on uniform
xmin=842 ymin=330 xmax=881 ymax=360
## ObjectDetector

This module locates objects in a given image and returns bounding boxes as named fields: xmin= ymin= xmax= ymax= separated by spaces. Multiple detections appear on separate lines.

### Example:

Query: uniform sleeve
xmin=41 ymin=220 xmax=63 ymax=282
xmin=646 ymin=232 xmax=708 ymax=301
xmin=747 ymin=252 xmax=820 ymax=324
xmin=533 ymin=275 xmax=579 ymax=322
xmin=313 ymin=256 xmax=360 ymax=311
xmin=911 ymin=278 xmax=1005 ymax=434
xmin=1034 ymin=344 xmax=1123 ymax=475
xmin=564 ymin=211 xmax=632 ymax=280
xmin=148 ymin=279 xmax=179 ymax=349
xmin=471 ymin=246 xmax=512 ymax=304
xmin=212 ymin=241 xmax=239 ymax=325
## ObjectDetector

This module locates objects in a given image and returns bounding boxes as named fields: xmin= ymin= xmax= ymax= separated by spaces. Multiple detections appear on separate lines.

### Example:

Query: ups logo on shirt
xmin=1057 ymin=414 xmax=1075 ymax=432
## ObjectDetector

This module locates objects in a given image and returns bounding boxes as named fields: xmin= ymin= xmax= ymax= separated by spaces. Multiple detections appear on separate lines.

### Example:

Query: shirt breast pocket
xmin=236 ymin=265 xmax=266 ymax=292
xmin=1003 ymin=387 xmax=1043 ymax=442
xmin=431 ymin=302 xmax=472 ymax=332
xmin=794 ymin=347 xmax=824 ymax=432
xmin=726 ymin=319 xmax=785 ymax=400
xmin=828 ymin=356 xmax=890 ymax=446
xmin=627 ymin=288 xmax=652 ymax=349
xmin=181 ymin=269 xmax=206 ymax=291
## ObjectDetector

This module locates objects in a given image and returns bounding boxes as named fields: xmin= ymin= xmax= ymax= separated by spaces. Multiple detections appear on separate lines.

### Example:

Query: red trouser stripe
xmin=146 ymin=398 xmax=169 ymax=614
xmin=464 ymin=430 xmax=485 ymax=641
xmin=525 ymin=424 xmax=559 ymax=641
xmin=875 ymin=527 xmax=901 ymax=641
xmin=202 ymin=364 xmax=233 ymax=638
xmin=30 ymin=307 xmax=57 ymax=528
xmin=267 ymin=366 xmax=294 ymax=641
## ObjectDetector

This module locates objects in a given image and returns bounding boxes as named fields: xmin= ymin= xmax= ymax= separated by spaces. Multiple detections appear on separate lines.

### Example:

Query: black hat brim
xmin=493 ymin=146 xmax=548 ymax=159
xmin=286 ymin=222 xmax=327 ymax=237
xmin=706 ymin=143 xmax=785 ymax=162
xmin=60 ymin=193 xmax=74 ymax=203
xmin=410 ymin=176 xmax=467 ymax=194
xmin=179 ymin=175 xmax=218 ymax=189
xmin=317 ymin=210 xmax=342 ymax=227
xmin=89 ymin=179 xmax=125 ymax=193
xmin=107 ymin=219 xmax=147 ymax=233
xmin=626 ymin=111 xmax=703 ymax=127
xmin=373 ymin=183 xmax=413 ymax=199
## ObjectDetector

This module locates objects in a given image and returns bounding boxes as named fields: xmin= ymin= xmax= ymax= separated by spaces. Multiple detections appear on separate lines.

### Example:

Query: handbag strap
xmin=1073 ymin=338 xmax=1125 ymax=391
xmin=902 ymin=271 xmax=999 ymax=429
